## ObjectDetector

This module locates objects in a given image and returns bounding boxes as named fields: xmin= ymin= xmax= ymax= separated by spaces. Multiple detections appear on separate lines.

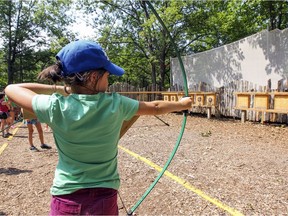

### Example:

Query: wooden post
xmin=261 ymin=112 xmax=265 ymax=124
xmin=241 ymin=110 xmax=247 ymax=123
xmin=207 ymin=107 xmax=212 ymax=119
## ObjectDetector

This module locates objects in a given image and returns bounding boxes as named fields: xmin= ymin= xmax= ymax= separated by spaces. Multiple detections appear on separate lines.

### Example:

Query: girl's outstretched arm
xmin=136 ymin=97 xmax=193 ymax=116
xmin=5 ymin=83 xmax=68 ymax=114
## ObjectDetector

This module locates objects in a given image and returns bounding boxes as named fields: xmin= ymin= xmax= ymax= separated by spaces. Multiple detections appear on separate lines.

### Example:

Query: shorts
xmin=0 ymin=111 xmax=8 ymax=119
xmin=24 ymin=119 xmax=39 ymax=125
xmin=50 ymin=188 xmax=118 ymax=215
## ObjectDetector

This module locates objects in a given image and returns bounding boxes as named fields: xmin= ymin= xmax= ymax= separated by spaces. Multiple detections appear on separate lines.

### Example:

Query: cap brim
xmin=104 ymin=62 xmax=124 ymax=76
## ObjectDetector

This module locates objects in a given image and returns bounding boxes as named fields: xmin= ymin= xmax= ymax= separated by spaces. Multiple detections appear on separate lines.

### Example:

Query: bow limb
xmin=127 ymin=1 xmax=189 ymax=215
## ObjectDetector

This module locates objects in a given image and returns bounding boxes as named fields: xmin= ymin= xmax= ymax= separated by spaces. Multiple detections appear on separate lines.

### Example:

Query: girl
xmin=5 ymin=40 xmax=192 ymax=215
xmin=0 ymin=93 xmax=12 ymax=138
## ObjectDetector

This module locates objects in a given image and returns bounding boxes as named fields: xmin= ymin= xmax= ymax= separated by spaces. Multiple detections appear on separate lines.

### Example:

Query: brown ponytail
xmin=37 ymin=61 xmax=63 ymax=83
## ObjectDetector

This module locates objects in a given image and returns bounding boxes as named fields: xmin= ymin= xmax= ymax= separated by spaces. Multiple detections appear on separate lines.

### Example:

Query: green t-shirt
xmin=32 ymin=92 xmax=139 ymax=195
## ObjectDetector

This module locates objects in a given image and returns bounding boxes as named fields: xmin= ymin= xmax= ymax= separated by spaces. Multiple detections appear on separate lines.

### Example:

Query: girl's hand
xmin=179 ymin=97 xmax=193 ymax=109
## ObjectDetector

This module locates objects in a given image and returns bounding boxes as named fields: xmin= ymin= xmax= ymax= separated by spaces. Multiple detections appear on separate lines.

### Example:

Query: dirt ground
xmin=0 ymin=113 xmax=287 ymax=215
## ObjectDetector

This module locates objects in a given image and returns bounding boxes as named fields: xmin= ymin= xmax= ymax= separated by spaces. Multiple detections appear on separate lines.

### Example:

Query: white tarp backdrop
xmin=171 ymin=28 xmax=288 ymax=90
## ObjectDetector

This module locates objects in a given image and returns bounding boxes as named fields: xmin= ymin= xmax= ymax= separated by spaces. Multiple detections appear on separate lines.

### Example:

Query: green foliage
xmin=0 ymin=0 xmax=75 ymax=84
xmin=79 ymin=0 xmax=185 ymax=90
xmin=1 ymin=0 xmax=287 ymax=88
xmin=76 ymin=0 xmax=288 ymax=89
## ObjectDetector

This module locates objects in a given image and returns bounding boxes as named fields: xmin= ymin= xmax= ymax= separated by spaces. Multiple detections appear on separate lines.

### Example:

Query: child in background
xmin=5 ymin=94 xmax=17 ymax=128
xmin=5 ymin=40 xmax=193 ymax=215
xmin=0 ymin=93 xmax=12 ymax=138
xmin=25 ymin=118 xmax=52 ymax=151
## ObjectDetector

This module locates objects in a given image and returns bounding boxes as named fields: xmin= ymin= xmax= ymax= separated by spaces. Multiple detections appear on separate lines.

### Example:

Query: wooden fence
xmin=109 ymin=79 xmax=288 ymax=124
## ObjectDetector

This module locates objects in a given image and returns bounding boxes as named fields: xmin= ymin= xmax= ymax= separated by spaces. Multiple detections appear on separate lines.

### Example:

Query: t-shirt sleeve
xmin=32 ymin=94 xmax=54 ymax=123
xmin=120 ymin=95 xmax=139 ymax=121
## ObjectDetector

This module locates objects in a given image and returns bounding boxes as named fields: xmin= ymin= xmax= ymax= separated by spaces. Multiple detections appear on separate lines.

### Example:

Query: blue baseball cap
xmin=56 ymin=40 xmax=124 ymax=77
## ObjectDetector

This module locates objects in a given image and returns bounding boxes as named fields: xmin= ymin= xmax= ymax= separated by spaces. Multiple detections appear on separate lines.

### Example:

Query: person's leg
xmin=1 ymin=116 xmax=11 ymax=138
xmin=27 ymin=123 xmax=34 ymax=148
xmin=3 ymin=112 xmax=13 ymax=136
xmin=35 ymin=122 xmax=51 ymax=149
xmin=4 ymin=118 xmax=11 ymax=135
xmin=1 ymin=119 xmax=5 ymax=137
xmin=35 ymin=122 xmax=44 ymax=144
xmin=9 ymin=110 xmax=15 ymax=128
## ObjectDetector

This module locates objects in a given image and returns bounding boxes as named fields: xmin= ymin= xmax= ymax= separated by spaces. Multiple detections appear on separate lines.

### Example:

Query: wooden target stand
xmin=234 ymin=92 xmax=288 ymax=123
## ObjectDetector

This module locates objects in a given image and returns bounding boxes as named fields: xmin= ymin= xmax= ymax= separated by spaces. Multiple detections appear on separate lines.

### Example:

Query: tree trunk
xmin=7 ymin=1 xmax=13 ymax=84
xmin=151 ymin=62 xmax=157 ymax=92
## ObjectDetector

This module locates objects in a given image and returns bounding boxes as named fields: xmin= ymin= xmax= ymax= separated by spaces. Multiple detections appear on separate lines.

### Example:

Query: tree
xmin=79 ymin=0 xmax=188 ymax=90
xmin=259 ymin=0 xmax=288 ymax=30
xmin=2 ymin=0 xmax=286 ymax=89
xmin=0 ymin=0 xmax=74 ymax=85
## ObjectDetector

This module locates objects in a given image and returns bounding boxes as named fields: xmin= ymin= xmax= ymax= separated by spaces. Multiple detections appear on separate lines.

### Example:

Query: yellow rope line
xmin=119 ymin=145 xmax=244 ymax=216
